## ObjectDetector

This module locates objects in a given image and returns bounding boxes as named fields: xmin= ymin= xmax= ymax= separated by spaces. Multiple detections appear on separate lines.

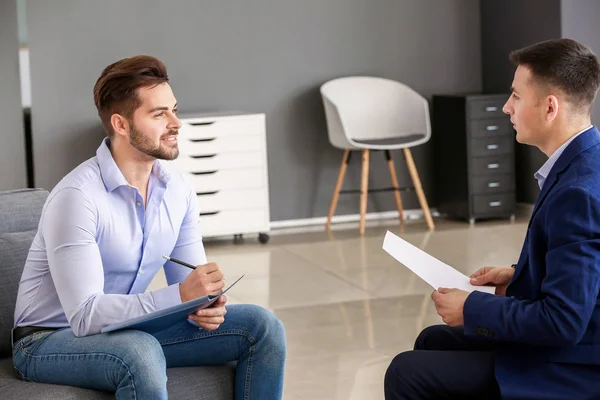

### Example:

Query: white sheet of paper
xmin=382 ymin=231 xmax=495 ymax=294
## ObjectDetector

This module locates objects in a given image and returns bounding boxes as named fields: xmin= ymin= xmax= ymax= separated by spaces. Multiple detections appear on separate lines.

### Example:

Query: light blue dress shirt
xmin=534 ymin=125 xmax=594 ymax=190
xmin=14 ymin=138 xmax=207 ymax=336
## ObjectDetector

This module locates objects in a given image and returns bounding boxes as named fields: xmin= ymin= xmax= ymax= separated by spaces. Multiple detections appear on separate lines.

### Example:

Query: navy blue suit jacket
xmin=464 ymin=126 xmax=600 ymax=399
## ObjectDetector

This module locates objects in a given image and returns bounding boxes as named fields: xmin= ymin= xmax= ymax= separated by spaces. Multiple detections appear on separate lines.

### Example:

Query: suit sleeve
xmin=463 ymin=186 xmax=600 ymax=346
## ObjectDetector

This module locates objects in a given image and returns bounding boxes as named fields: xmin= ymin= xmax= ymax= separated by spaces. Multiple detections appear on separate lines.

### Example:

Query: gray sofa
xmin=0 ymin=189 xmax=235 ymax=399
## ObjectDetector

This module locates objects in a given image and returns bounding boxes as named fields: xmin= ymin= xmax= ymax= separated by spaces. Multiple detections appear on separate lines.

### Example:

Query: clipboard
xmin=101 ymin=275 xmax=245 ymax=334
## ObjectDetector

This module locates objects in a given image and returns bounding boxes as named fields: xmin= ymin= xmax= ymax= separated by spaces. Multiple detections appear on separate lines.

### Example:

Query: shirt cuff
xmin=152 ymin=283 xmax=183 ymax=310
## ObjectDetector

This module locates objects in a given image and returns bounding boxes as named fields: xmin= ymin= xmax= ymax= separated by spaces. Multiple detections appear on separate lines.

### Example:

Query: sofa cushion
xmin=0 ymin=189 xmax=48 ymax=235
xmin=0 ymin=230 xmax=36 ymax=357
xmin=0 ymin=358 xmax=235 ymax=399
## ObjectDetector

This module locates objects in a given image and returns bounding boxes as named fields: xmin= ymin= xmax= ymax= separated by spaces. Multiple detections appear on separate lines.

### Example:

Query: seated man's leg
xmin=384 ymin=349 xmax=500 ymax=400
xmin=415 ymin=324 xmax=495 ymax=351
xmin=153 ymin=304 xmax=286 ymax=400
xmin=13 ymin=328 xmax=169 ymax=399
xmin=384 ymin=325 xmax=500 ymax=400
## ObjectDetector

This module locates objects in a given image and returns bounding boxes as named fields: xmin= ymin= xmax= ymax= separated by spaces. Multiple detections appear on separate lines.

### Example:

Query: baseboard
xmin=269 ymin=208 xmax=439 ymax=235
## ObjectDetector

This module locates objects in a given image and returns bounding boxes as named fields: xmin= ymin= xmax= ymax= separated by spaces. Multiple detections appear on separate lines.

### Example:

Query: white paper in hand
xmin=382 ymin=231 xmax=495 ymax=294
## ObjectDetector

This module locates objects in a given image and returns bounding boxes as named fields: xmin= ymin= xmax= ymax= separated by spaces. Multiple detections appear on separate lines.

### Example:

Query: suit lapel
xmin=510 ymin=127 xmax=600 ymax=285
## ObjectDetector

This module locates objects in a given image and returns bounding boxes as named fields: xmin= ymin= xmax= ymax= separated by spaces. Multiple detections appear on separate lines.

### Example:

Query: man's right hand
xmin=469 ymin=266 xmax=515 ymax=296
xmin=179 ymin=262 xmax=225 ymax=303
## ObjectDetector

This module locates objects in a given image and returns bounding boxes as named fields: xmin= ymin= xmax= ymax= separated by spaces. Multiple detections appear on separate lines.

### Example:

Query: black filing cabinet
xmin=433 ymin=94 xmax=516 ymax=223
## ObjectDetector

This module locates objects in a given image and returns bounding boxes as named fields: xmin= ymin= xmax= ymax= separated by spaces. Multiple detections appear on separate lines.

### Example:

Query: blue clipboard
xmin=101 ymin=275 xmax=245 ymax=334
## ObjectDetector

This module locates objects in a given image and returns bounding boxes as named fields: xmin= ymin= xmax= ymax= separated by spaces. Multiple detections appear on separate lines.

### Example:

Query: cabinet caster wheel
xmin=258 ymin=233 xmax=270 ymax=244
xmin=469 ymin=218 xmax=475 ymax=226
xmin=233 ymin=234 xmax=244 ymax=244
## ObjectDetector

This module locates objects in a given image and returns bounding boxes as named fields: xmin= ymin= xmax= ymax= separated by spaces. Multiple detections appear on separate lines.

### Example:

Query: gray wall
xmin=0 ymin=0 xmax=27 ymax=191
xmin=27 ymin=0 xmax=482 ymax=221
xmin=561 ymin=0 xmax=600 ymax=128
xmin=480 ymin=0 xmax=562 ymax=204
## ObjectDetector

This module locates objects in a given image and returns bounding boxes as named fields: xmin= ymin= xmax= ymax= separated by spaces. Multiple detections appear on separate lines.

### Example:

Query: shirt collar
xmin=96 ymin=137 xmax=172 ymax=192
xmin=534 ymin=125 xmax=593 ymax=189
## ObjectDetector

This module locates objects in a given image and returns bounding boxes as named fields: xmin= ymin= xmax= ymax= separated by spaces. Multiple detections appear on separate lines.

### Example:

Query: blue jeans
xmin=12 ymin=304 xmax=286 ymax=399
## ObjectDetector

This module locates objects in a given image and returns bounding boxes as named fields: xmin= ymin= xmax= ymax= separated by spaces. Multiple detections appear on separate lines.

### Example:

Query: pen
xmin=162 ymin=255 xmax=197 ymax=270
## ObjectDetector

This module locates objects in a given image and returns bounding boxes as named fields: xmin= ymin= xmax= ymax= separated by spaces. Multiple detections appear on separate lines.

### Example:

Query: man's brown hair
xmin=510 ymin=38 xmax=600 ymax=116
xmin=93 ymin=55 xmax=169 ymax=136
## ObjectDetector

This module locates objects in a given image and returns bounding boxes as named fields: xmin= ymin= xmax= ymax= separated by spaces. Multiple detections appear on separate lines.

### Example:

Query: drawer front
xmin=470 ymin=156 xmax=513 ymax=176
xmin=180 ymin=117 xmax=264 ymax=140
xmin=196 ymin=188 xmax=266 ymax=212
xmin=472 ymin=193 xmax=515 ymax=215
xmin=189 ymin=168 xmax=265 ymax=192
xmin=179 ymin=135 xmax=263 ymax=156
xmin=469 ymin=118 xmax=513 ymax=138
xmin=470 ymin=174 xmax=515 ymax=195
xmin=470 ymin=136 xmax=513 ymax=157
xmin=199 ymin=209 xmax=269 ymax=237
xmin=169 ymin=151 xmax=264 ymax=173
xmin=468 ymin=98 xmax=508 ymax=119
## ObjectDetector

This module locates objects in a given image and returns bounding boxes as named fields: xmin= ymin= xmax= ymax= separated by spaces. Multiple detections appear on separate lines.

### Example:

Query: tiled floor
xmin=148 ymin=214 xmax=529 ymax=399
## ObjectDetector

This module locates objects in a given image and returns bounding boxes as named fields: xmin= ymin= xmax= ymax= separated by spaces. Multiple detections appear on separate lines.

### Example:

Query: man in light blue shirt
xmin=12 ymin=55 xmax=286 ymax=399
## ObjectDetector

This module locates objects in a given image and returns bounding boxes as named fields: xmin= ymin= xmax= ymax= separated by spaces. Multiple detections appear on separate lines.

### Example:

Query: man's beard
xmin=129 ymin=123 xmax=179 ymax=161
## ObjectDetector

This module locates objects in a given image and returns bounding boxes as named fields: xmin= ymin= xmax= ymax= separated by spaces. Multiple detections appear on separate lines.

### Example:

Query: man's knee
xmin=414 ymin=324 xmax=455 ymax=350
xmin=113 ymin=330 xmax=167 ymax=385
xmin=245 ymin=305 xmax=286 ymax=357
xmin=385 ymin=352 xmax=417 ymax=400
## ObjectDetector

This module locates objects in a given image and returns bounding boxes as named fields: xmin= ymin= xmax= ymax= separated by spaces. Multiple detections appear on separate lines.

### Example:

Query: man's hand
xmin=470 ymin=266 xmax=515 ymax=296
xmin=179 ymin=262 xmax=225 ymax=303
xmin=431 ymin=288 xmax=469 ymax=326
xmin=188 ymin=295 xmax=227 ymax=331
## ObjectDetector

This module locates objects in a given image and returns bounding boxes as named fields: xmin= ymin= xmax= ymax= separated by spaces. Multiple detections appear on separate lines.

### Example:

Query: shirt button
xmin=136 ymin=201 xmax=142 ymax=207
xmin=138 ymin=269 xmax=143 ymax=275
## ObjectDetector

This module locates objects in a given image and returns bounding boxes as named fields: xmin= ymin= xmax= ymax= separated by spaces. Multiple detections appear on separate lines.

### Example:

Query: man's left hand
xmin=188 ymin=295 xmax=227 ymax=331
xmin=431 ymin=288 xmax=469 ymax=326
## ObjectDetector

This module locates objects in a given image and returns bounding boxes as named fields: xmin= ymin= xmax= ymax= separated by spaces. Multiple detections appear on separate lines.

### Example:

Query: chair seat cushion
xmin=353 ymin=133 xmax=427 ymax=148
xmin=0 ymin=358 xmax=235 ymax=399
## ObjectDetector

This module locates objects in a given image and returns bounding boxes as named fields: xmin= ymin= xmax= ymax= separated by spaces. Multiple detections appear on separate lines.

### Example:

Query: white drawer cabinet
xmin=167 ymin=112 xmax=271 ymax=243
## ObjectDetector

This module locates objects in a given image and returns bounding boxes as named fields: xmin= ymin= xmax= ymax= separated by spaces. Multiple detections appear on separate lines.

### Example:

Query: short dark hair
xmin=93 ymin=55 xmax=169 ymax=136
xmin=510 ymin=38 xmax=600 ymax=115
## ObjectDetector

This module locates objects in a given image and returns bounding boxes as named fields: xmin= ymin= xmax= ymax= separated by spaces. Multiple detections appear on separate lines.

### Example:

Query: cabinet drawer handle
xmin=189 ymin=121 xmax=216 ymax=126
xmin=486 ymin=125 xmax=499 ymax=131
xmin=485 ymin=106 xmax=498 ymax=112
xmin=197 ymin=191 xmax=219 ymax=196
xmin=190 ymin=154 xmax=217 ymax=159
xmin=487 ymin=144 xmax=499 ymax=150
xmin=487 ymin=163 xmax=500 ymax=169
xmin=190 ymin=138 xmax=217 ymax=143
xmin=191 ymin=171 xmax=217 ymax=175
xmin=488 ymin=182 xmax=500 ymax=188
xmin=200 ymin=211 xmax=220 ymax=216
xmin=489 ymin=201 xmax=502 ymax=207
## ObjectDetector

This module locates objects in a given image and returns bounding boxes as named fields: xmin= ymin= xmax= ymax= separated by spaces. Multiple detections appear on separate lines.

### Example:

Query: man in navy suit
xmin=385 ymin=38 xmax=600 ymax=399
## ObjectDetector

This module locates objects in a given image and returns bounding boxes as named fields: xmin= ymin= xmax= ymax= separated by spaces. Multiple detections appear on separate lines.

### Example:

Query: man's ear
xmin=546 ymin=95 xmax=559 ymax=122
xmin=110 ymin=114 xmax=129 ymax=138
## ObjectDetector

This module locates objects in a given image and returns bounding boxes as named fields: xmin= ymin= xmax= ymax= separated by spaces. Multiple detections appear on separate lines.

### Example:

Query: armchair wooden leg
xmin=359 ymin=149 xmax=370 ymax=235
xmin=403 ymin=148 xmax=434 ymax=230
xmin=326 ymin=150 xmax=351 ymax=230
xmin=385 ymin=150 xmax=404 ymax=228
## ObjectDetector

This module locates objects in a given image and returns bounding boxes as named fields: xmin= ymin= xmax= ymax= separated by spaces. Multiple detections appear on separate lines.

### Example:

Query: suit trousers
xmin=384 ymin=325 xmax=501 ymax=400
